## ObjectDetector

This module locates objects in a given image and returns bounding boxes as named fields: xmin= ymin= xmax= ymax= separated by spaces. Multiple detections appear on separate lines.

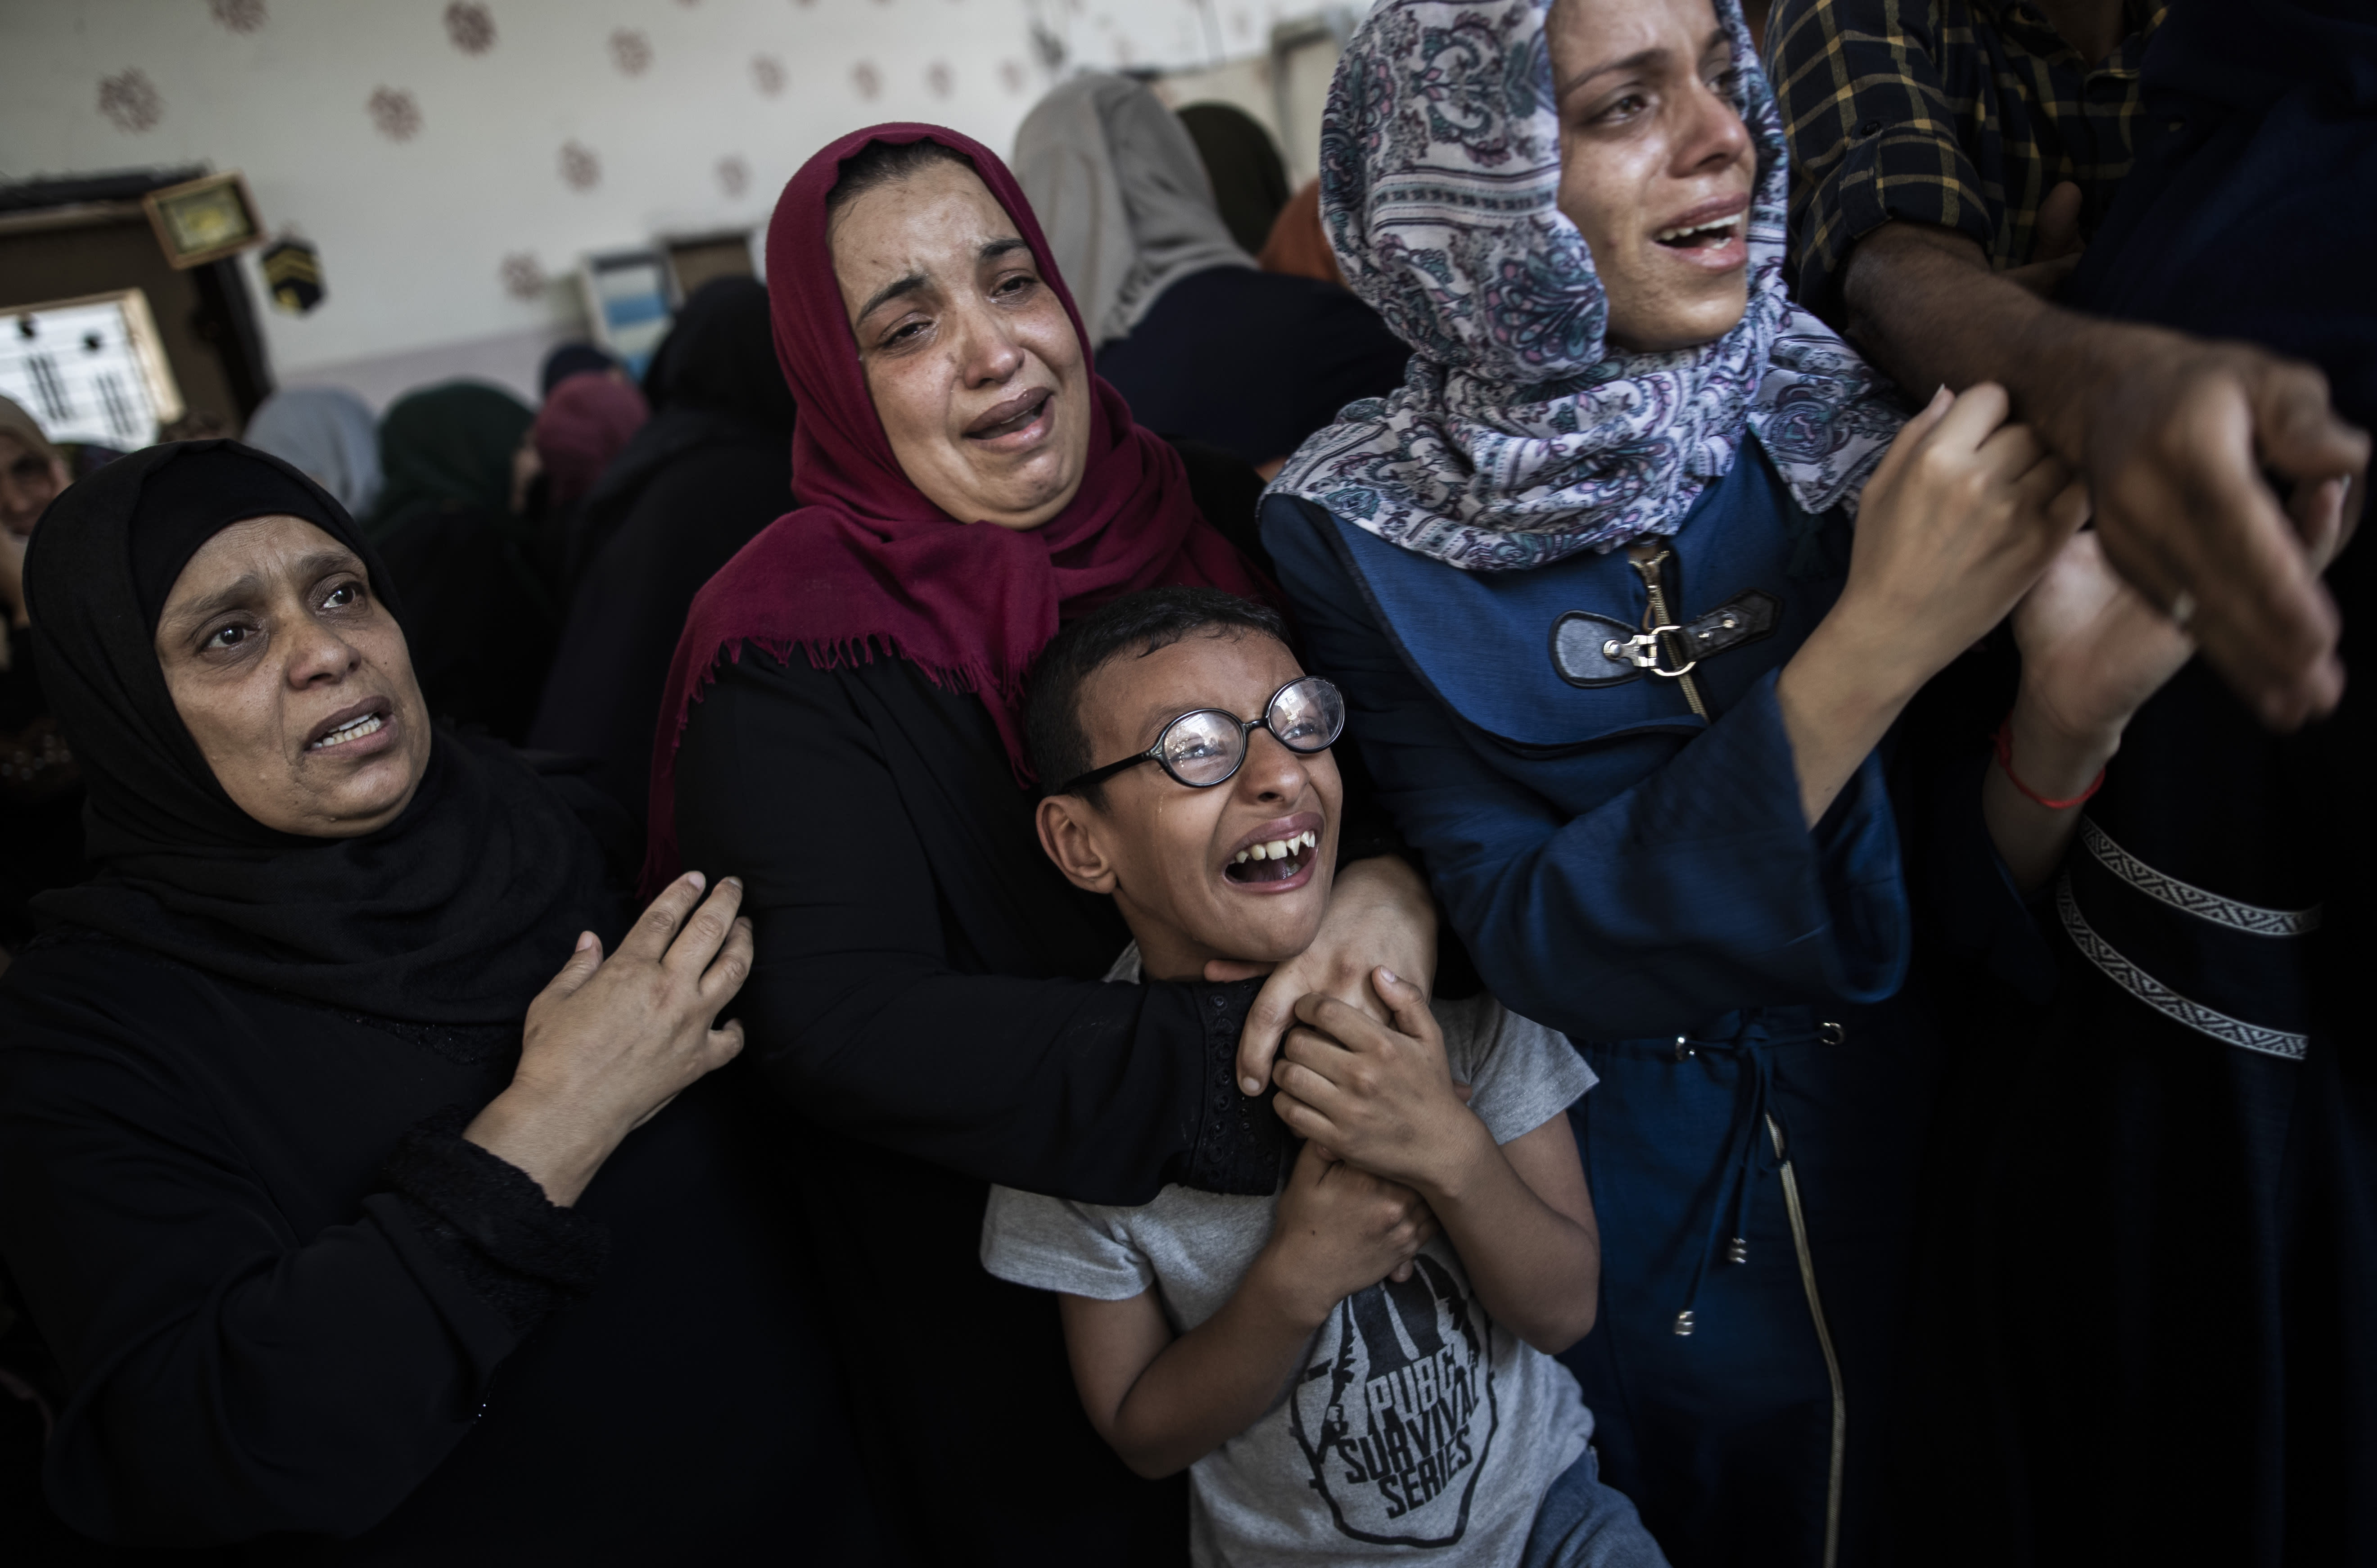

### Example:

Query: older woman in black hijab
xmin=0 ymin=442 xmax=879 ymax=1560
xmin=529 ymin=278 xmax=798 ymax=822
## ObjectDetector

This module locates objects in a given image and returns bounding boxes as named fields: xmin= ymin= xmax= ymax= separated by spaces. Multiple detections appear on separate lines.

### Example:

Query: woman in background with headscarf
xmin=1257 ymin=0 xmax=2086 ymax=1560
xmin=368 ymin=381 xmax=554 ymax=742
xmin=1013 ymin=74 xmax=1411 ymax=476
xmin=1175 ymin=100 xmax=1292 ymax=254
xmin=1257 ymin=179 xmax=1345 ymax=287
xmin=527 ymin=374 xmax=648 ymax=539
xmin=539 ymin=341 xmax=625 ymax=397
xmin=529 ymin=277 xmax=793 ymax=822
xmin=369 ymin=381 xmax=536 ymax=544
xmin=242 ymin=386 xmax=384 ymax=517
xmin=0 ymin=395 xmax=67 ymax=641
xmin=0 ymin=396 xmax=85 ymax=951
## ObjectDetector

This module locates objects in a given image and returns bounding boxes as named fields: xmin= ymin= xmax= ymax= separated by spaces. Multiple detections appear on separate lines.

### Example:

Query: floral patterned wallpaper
xmin=0 ymin=0 xmax=1286 ymax=386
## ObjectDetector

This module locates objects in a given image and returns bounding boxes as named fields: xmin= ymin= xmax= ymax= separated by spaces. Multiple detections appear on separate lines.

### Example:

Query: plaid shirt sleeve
xmin=1766 ymin=0 xmax=1997 ymax=315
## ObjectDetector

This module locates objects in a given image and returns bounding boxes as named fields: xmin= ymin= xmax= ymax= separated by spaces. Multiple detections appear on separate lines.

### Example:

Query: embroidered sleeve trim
xmin=2079 ymin=818 xmax=2321 ymax=936
xmin=381 ymin=1105 xmax=611 ymax=1333
xmin=2056 ymin=877 xmax=2308 ymax=1061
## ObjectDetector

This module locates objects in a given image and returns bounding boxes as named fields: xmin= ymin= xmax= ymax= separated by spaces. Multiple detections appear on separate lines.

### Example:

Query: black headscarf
xmin=540 ymin=341 xmax=622 ymax=397
xmin=643 ymin=276 xmax=799 ymax=429
xmin=362 ymin=384 xmax=556 ymax=742
xmin=23 ymin=440 xmax=615 ymax=1025
xmin=560 ymin=277 xmax=795 ymax=587
xmin=1176 ymin=102 xmax=1292 ymax=257
xmin=529 ymin=278 xmax=797 ymax=820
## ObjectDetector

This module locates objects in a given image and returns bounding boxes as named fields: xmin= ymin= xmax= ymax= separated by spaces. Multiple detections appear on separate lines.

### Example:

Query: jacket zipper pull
xmin=1631 ymin=550 xmax=1709 ymax=719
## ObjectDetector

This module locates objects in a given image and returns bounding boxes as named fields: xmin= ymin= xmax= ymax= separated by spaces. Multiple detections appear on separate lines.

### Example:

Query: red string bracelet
xmin=1992 ymin=715 xmax=2104 ymax=810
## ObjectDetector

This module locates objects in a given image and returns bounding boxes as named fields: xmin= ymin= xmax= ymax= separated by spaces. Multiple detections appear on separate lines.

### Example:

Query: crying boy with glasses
xmin=981 ymin=587 xmax=1667 ymax=1568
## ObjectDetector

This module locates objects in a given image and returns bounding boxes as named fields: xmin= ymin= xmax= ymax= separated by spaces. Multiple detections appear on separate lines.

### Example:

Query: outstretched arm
xmin=1839 ymin=220 xmax=2367 ymax=730
xmin=673 ymin=652 xmax=1283 ymax=1204
xmin=1765 ymin=0 xmax=2367 ymax=728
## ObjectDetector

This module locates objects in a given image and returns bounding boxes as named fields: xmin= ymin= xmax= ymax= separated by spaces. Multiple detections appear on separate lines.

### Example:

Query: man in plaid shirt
xmin=1767 ymin=0 xmax=2368 ymax=733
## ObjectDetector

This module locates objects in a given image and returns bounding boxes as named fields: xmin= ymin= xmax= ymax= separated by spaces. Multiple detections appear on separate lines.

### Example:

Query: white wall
xmin=0 ymin=0 xmax=1322 ymax=407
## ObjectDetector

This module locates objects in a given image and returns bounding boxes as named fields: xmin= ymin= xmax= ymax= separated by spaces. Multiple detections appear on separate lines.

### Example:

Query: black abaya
xmin=529 ymin=278 xmax=798 ymax=821
xmin=673 ymin=649 xmax=1271 ymax=1568
xmin=666 ymin=444 xmax=1295 ymax=1565
xmin=1895 ymin=8 xmax=2377 ymax=1562
xmin=1093 ymin=266 xmax=1412 ymax=470
xmin=0 ymin=931 xmax=876 ymax=1563
xmin=0 ymin=621 xmax=86 ymax=949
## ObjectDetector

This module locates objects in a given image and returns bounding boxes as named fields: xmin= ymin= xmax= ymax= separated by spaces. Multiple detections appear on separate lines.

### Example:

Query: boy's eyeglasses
xmin=1058 ymin=677 xmax=1345 ymax=796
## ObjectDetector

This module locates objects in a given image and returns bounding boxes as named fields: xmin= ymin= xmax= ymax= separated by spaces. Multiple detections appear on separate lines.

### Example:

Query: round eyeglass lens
xmin=1161 ymin=709 xmax=1247 ymax=786
xmin=1270 ymin=678 xmax=1343 ymax=752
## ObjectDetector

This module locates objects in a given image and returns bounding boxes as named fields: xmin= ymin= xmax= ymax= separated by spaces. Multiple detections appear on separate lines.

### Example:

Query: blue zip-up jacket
xmin=1261 ymin=445 xmax=1907 ymax=1041
xmin=1261 ymin=443 xmax=1935 ymax=1568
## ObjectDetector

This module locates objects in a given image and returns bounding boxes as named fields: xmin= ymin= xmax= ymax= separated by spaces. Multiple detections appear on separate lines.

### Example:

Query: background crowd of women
xmin=0 ymin=0 xmax=2368 ymax=1563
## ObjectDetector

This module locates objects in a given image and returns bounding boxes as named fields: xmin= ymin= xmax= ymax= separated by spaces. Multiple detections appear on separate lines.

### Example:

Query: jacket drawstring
xmin=1672 ymin=1034 xmax=1784 ymax=1336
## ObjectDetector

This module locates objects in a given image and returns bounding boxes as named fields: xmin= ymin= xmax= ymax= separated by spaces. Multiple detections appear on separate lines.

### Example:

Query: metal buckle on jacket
xmin=1601 ymin=627 xmax=1699 ymax=679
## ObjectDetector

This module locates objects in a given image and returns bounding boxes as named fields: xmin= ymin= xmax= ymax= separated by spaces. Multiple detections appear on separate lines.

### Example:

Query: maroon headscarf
xmin=533 ymin=374 xmax=649 ymax=513
xmin=640 ymin=124 xmax=1267 ymax=893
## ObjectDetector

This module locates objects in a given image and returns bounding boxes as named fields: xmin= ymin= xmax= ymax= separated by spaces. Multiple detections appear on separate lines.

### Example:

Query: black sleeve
xmin=672 ymin=651 xmax=1289 ymax=1205
xmin=515 ymin=747 xmax=642 ymax=900
xmin=0 ymin=970 xmax=593 ymax=1546
xmin=380 ymin=1105 xmax=610 ymax=1333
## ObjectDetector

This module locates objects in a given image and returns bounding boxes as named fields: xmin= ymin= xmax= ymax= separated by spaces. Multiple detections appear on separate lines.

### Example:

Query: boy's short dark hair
xmin=1026 ymin=586 xmax=1290 ymax=805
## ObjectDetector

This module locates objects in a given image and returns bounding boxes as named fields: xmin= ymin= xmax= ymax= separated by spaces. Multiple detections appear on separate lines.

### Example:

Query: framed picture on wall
xmin=578 ymin=248 xmax=674 ymax=380
xmin=0 ymin=288 xmax=186 ymax=449
xmin=663 ymin=230 xmax=757 ymax=301
xmin=141 ymin=172 xmax=265 ymax=270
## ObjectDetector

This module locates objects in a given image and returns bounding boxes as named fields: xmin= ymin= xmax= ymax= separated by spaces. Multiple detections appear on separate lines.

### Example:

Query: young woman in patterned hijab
xmin=1257 ymin=0 xmax=2088 ymax=1560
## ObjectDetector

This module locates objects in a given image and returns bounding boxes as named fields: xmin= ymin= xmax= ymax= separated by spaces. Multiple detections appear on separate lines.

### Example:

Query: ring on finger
xmin=2167 ymin=588 xmax=2197 ymax=629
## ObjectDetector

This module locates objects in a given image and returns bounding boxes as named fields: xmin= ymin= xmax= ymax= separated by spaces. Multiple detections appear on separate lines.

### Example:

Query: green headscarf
xmin=366 ymin=380 xmax=533 ymax=540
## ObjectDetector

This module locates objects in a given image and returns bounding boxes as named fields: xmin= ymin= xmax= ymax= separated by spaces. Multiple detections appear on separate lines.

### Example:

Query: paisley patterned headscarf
xmin=1272 ymin=0 xmax=1904 ymax=570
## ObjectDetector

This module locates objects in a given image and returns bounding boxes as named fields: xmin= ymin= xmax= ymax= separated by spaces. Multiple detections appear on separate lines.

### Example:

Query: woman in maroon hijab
xmin=649 ymin=127 xmax=1436 ymax=1563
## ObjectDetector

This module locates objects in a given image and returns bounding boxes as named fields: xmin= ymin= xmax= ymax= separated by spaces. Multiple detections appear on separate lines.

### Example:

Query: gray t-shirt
xmin=981 ymin=945 xmax=1600 ymax=1567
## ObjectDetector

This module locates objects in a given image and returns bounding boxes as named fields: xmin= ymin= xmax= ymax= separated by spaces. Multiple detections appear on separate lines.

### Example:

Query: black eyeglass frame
xmin=1055 ymin=676 xmax=1345 ymax=798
